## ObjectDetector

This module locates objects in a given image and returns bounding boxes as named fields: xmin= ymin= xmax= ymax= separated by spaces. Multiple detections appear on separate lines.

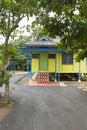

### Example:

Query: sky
xmin=18 ymin=16 xmax=35 ymax=35
xmin=19 ymin=16 xmax=35 ymax=27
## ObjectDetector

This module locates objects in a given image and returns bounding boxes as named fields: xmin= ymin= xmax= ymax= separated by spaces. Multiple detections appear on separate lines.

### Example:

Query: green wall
xmin=39 ymin=53 xmax=48 ymax=71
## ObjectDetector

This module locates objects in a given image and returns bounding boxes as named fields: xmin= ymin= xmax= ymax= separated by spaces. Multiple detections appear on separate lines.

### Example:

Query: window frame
xmin=32 ymin=54 xmax=39 ymax=59
xmin=62 ymin=53 xmax=73 ymax=64
xmin=48 ymin=54 xmax=56 ymax=59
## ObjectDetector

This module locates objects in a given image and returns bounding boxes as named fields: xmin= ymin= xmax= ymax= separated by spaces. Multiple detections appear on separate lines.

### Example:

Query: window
xmin=32 ymin=54 xmax=39 ymax=58
xmin=49 ymin=54 xmax=56 ymax=59
xmin=62 ymin=53 xmax=73 ymax=64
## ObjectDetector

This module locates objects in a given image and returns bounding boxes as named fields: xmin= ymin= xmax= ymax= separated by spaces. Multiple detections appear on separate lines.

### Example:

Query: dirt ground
xmin=0 ymin=100 xmax=13 ymax=120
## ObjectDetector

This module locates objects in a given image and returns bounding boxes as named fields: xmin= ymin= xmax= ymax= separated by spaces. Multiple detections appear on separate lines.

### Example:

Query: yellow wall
xmin=32 ymin=52 xmax=87 ymax=73
xmin=61 ymin=65 xmax=73 ymax=73
xmin=56 ymin=53 xmax=62 ymax=73
xmin=48 ymin=59 xmax=55 ymax=72
xmin=32 ymin=59 xmax=39 ymax=72
xmin=58 ymin=53 xmax=87 ymax=73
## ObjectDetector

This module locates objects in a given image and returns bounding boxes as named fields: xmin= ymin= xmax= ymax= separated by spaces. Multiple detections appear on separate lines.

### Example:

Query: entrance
xmin=39 ymin=52 xmax=48 ymax=71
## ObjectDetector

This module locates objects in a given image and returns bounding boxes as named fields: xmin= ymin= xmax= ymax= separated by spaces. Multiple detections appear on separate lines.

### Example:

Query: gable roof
xmin=25 ymin=37 xmax=56 ymax=47
xmin=20 ymin=37 xmax=66 ymax=53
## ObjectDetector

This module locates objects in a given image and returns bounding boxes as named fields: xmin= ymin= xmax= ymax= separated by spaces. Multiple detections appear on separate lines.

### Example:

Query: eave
xmin=20 ymin=47 xmax=66 ymax=53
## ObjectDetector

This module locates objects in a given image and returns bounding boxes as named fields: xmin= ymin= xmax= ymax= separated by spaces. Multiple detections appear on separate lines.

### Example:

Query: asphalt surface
xmin=0 ymin=73 xmax=87 ymax=130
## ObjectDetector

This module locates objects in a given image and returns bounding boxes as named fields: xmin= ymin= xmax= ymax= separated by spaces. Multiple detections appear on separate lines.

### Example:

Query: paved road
xmin=0 ymin=74 xmax=87 ymax=130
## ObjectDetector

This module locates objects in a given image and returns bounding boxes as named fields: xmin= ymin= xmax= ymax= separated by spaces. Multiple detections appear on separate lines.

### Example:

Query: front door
xmin=39 ymin=52 xmax=48 ymax=71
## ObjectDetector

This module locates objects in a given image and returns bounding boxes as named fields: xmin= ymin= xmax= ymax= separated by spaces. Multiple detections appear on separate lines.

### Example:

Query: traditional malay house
xmin=20 ymin=37 xmax=87 ymax=83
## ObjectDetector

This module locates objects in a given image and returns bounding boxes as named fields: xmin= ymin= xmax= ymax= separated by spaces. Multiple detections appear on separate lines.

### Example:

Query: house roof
xmin=24 ymin=37 xmax=56 ymax=47
xmin=20 ymin=37 xmax=66 ymax=53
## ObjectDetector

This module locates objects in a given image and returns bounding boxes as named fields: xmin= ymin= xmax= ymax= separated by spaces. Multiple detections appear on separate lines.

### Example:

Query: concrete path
xmin=0 ymin=73 xmax=87 ymax=130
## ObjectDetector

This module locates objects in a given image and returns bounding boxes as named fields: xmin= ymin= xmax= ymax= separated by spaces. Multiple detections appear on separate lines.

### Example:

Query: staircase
xmin=37 ymin=72 xmax=49 ymax=83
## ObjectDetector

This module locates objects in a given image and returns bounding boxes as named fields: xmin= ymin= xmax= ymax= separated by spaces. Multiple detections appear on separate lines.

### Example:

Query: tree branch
xmin=0 ymin=0 xmax=4 ymax=12
xmin=9 ymin=14 xmax=25 ymax=35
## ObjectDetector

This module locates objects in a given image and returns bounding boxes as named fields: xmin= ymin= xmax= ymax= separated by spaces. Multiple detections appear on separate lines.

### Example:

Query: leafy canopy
xmin=0 ymin=0 xmax=38 ymax=37
xmin=35 ymin=0 xmax=87 ymax=61
xmin=0 ymin=0 xmax=39 ymax=94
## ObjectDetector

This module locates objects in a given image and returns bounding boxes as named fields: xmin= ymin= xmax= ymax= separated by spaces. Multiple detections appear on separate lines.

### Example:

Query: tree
xmin=35 ymin=0 xmax=87 ymax=61
xmin=8 ymin=25 xmax=48 ymax=71
xmin=0 ymin=0 xmax=38 ymax=101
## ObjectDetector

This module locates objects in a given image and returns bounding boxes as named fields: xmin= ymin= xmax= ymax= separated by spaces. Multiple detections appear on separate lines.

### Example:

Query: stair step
xmin=37 ymin=72 xmax=49 ymax=83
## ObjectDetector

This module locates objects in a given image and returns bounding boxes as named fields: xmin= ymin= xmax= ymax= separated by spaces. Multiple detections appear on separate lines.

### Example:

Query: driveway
xmin=0 ymin=74 xmax=87 ymax=130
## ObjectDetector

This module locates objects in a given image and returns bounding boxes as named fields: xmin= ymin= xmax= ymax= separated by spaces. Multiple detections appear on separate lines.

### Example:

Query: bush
xmin=0 ymin=77 xmax=4 ymax=87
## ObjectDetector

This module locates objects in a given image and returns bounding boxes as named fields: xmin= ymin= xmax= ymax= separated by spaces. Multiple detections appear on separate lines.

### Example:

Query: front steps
xmin=32 ymin=72 xmax=49 ymax=83
xmin=38 ymin=72 xmax=49 ymax=83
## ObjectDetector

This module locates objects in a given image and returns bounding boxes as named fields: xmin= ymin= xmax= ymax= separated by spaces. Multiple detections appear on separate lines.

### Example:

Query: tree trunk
xmin=5 ymin=79 xmax=9 ymax=99
xmin=4 ymin=62 xmax=10 ymax=100
xmin=4 ymin=34 xmax=10 ymax=101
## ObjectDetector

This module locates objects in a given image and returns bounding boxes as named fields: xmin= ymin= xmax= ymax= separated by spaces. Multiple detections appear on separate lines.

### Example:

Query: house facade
xmin=20 ymin=37 xmax=87 ymax=82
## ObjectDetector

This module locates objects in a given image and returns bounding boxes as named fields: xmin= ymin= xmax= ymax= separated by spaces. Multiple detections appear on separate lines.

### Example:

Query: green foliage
xmin=0 ymin=0 xmax=39 ymax=97
xmin=0 ymin=0 xmax=39 ymax=64
xmin=0 ymin=69 xmax=4 ymax=87
xmin=35 ymin=0 xmax=87 ymax=61
xmin=0 ymin=71 xmax=11 ymax=87
xmin=0 ymin=0 xmax=38 ymax=37
xmin=75 ymin=49 xmax=87 ymax=62
xmin=0 ymin=78 xmax=4 ymax=87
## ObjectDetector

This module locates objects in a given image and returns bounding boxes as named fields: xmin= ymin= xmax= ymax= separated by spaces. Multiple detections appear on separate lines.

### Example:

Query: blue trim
xmin=25 ymin=44 xmax=55 ymax=47
xmin=27 ymin=56 xmax=29 ymax=72
xmin=55 ymin=53 xmax=57 ymax=81
xmin=39 ymin=37 xmax=50 ymax=41
xmin=58 ymin=53 xmax=60 ymax=86
xmin=78 ymin=62 xmax=81 ymax=81
xmin=27 ymin=55 xmax=30 ymax=86
xmin=20 ymin=48 xmax=66 ymax=53
xmin=30 ymin=52 xmax=32 ymax=79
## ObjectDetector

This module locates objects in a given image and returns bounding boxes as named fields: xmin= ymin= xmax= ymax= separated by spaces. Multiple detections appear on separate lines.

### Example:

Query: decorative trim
xmin=20 ymin=48 xmax=66 ymax=53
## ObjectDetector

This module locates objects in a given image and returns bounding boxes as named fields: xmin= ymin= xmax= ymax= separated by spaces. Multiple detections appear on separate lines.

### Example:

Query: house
xmin=20 ymin=37 xmax=87 ymax=83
